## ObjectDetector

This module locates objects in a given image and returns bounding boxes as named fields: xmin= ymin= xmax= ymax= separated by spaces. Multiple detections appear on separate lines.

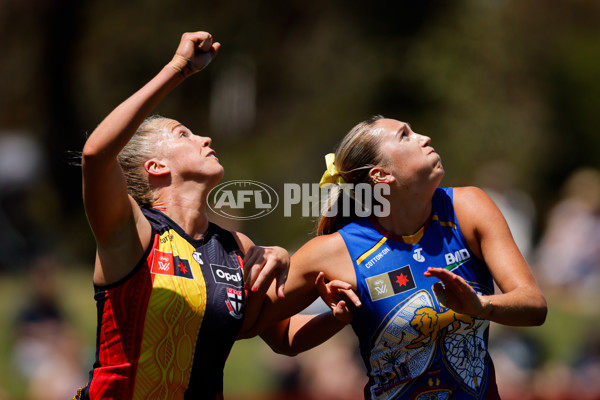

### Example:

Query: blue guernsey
xmin=339 ymin=187 xmax=500 ymax=399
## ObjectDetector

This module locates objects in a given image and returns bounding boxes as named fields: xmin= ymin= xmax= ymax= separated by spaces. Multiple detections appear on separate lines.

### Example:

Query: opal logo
xmin=208 ymin=180 xmax=279 ymax=220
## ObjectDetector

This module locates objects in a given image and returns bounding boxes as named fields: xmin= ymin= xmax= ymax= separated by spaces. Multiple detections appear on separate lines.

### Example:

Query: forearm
xmin=477 ymin=287 xmax=547 ymax=326
xmin=261 ymin=312 xmax=348 ymax=356
xmin=83 ymin=66 xmax=183 ymax=161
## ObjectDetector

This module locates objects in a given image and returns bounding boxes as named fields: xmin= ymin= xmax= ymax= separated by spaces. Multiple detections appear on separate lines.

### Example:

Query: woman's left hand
xmin=315 ymin=272 xmax=361 ymax=324
xmin=425 ymin=267 xmax=491 ymax=318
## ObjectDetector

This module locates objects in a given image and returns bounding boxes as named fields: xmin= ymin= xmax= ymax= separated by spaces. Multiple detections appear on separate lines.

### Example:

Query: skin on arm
xmin=426 ymin=186 xmax=547 ymax=326
xmin=238 ymin=233 xmax=359 ymax=354
xmin=82 ymin=31 xmax=220 ymax=286
xmin=258 ymin=272 xmax=360 ymax=356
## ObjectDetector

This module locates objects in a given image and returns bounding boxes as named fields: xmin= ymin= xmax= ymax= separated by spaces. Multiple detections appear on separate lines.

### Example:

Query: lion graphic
xmin=407 ymin=307 xmax=474 ymax=349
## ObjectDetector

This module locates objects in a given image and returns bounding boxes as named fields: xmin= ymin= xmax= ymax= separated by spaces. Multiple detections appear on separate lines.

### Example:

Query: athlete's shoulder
xmin=453 ymin=186 xmax=497 ymax=215
xmin=292 ymin=232 xmax=350 ymax=277
xmin=452 ymin=186 xmax=505 ymax=243
xmin=298 ymin=231 xmax=346 ymax=255
xmin=290 ymin=232 xmax=356 ymax=284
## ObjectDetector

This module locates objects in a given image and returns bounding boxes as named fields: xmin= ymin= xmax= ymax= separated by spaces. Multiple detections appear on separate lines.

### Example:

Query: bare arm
xmin=82 ymin=31 xmax=219 ymax=285
xmin=427 ymin=186 xmax=547 ymax=326
xmin=258 ymin=272 xmax=360 ymax=356
xmin=259 ymin=313 xmax=348 ymax=356
xmin=239 ymin=233 xmax=358 ymax=343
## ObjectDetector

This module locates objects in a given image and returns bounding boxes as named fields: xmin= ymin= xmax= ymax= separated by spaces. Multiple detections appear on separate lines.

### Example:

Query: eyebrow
xmin=395 ymin=122 xmax=411 ymax=136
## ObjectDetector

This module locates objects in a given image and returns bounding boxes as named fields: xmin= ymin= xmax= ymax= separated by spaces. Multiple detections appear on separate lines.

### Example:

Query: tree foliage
xmin=1 ymin=0 xmax=599 ymax=261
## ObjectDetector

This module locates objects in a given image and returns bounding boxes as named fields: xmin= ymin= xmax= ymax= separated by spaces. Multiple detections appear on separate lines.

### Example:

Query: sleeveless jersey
xmin=80 ymin=208 xmax=246 ymax=400
xmin=339 ymin=187 xmax=500 ymax=400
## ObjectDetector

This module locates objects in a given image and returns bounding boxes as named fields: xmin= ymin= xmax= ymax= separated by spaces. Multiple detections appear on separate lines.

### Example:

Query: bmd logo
xmin=208 ymin=180 xmax=279 ymax=220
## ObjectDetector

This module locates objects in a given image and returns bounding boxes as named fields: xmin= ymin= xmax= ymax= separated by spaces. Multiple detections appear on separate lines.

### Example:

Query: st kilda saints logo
xmin=210 ymin=263 xmax=244 ymax=319
xmin=225 ymin=288 xmax=243 ymax=319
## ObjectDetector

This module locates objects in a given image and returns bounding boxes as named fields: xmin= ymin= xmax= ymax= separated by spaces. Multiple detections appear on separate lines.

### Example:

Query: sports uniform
xmin=339 ymin=187 xmax=500 ymax=399
xmin=77 ymin=207 xmax=246 ymax=400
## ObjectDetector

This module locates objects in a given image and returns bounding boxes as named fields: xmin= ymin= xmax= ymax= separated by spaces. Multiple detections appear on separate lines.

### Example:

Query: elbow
xmin=276 ymin=346 xmax=300 ymax=357
xmin=528 ymin=295 xmax=548 ymax=326
xmin=534 ymin=299 xmax=548 ymax=326
xmin=266 ymin=341 xmax=299 ymax=357
xmin=81 ymin=141 xmax=104 ymax=165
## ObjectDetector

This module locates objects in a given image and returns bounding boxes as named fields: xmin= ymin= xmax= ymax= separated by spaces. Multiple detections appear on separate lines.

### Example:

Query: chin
xmin=432 ymin=167 xmax=445 ymax=186
xmin=210 ymin=169 xmax=225 ymax=184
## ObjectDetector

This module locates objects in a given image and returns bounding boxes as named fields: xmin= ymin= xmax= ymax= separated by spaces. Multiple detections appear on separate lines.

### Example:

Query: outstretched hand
xmin=169 ymin=31 xmax=221 ymax=77
xmin=315 ymin=272 xmax=361 ymax=324
xmin=425 ymin=267 xmax=490 ymax=318
xmin=243 ymin=246 xmax=289 ymax=298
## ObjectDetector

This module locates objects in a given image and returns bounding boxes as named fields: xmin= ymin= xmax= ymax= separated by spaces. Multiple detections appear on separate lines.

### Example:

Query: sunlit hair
xmin=317 ymin=115 xmax=386 ymax=235
xmin=117 ymin=115 xmax=169 ymax=207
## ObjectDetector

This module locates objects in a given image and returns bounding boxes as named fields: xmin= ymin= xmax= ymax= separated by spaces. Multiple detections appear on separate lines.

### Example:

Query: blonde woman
xmin=75 ymin=31 xmax=355 ymax=400
xmin=253 ymin=116 xmax=547 ymax=399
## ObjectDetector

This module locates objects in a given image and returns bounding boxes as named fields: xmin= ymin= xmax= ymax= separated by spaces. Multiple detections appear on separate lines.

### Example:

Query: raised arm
xmin=426 ymin=186 xmax=547 ymax=326
xmin=82 ymin=31 xmax=219 ymax=285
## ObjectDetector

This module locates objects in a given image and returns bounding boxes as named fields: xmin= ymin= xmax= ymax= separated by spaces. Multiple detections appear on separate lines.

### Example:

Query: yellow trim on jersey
xmin=357 ymin=236 xmax=388 ymax=265
xmin=432 ymin=214 xmax=456 ymax=229
xmin=400 ymin=224 xmax=426 ymax=245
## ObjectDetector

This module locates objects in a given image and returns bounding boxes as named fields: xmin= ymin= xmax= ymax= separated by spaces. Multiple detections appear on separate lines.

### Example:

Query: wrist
xmin=477 ymin=296 xmax=493 ymax=319
xmin=167 ymin=54 xmax=199 ymax=78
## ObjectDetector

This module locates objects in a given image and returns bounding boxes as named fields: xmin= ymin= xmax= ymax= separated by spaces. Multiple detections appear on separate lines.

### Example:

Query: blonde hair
xmin=117 ymin=115 xmax=169 ymax=207
xmin=317 ymin=115 xmax=386 ymax=235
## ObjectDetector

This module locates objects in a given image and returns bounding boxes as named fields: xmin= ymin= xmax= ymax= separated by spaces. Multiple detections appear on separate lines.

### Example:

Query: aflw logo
xmin=150 ymin=249 xmax=194 ymax=280
xmin=208 ymin=180 xmax=279 ymax=220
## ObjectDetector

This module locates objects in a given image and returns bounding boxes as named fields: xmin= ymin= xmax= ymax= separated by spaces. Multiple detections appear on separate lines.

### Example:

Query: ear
xmin=369 ymin=166 xmax=395 ymax=184
xmin=144 ymin=159 xmax=170 ymax=177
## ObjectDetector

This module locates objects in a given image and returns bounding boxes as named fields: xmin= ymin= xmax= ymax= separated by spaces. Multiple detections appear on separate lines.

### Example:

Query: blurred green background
xmin=1 ymin=0 xmax=600 ymax=399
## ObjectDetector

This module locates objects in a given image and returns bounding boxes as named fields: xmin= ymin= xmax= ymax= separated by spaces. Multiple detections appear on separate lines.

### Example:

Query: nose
xmin=198 ymin=136 xmax=212 ymax=146
xmin=418 ymin=133 xmax=431 ymax=146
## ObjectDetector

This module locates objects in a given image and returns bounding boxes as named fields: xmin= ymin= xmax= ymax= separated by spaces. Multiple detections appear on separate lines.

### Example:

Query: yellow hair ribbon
xmin=319 ymin=153 xmax=346 ymax=187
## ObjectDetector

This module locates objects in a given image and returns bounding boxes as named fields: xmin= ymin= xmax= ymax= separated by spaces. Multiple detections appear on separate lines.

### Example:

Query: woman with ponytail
xmin=252 ymin=116 xmax=547 ymax=400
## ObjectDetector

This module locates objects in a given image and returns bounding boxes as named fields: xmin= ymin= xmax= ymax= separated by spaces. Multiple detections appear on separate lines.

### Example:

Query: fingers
xmin=171 ymin=31 xmax=220 ymax=76
xmin=432 ymin=282 xmax=447 ymax=306
xmin=425 ymin=267 xmax=468 ymax=290
xmin=315 ymin=271 xmax=326 ymax=287
xmin=334 ymin=300 xmax=347 ymax=313
xmin=242 ymin=246 xmax=264 ymax=290
xmin=188 ymin=32 xmax=219 ymax=60
xmin=242 ymin=246 xmax=289 ymax=297
xmin=316 ymin=273 xmax=362 ymax=308
xmin=325 ymin=279 xmax=353 ymax=291
xmin=332 ymin=300 xmax=354 ymax=324
xmin=329 ymin=280 xmax=362 ymax=307
xmin=210 ymin=42 xmax=221 ymax=58
xmin=270 ymin=256 xmax=288 ymax=299
xmin=337 ymin=286 xmax=362 ymax=308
